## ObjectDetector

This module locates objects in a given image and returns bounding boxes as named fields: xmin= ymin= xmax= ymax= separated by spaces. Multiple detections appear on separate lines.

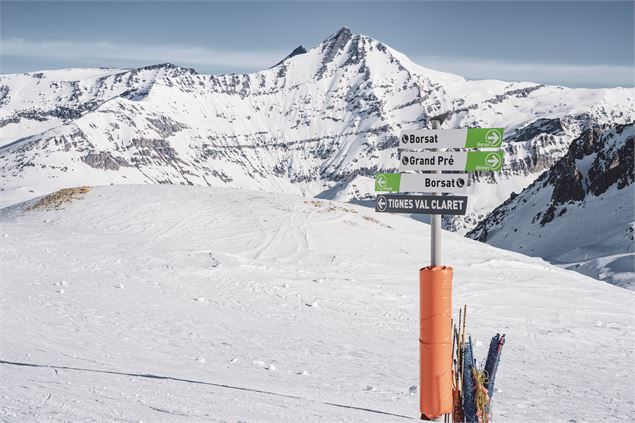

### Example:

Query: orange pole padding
xmin=419 ymin=266 xmax=453 ymax=419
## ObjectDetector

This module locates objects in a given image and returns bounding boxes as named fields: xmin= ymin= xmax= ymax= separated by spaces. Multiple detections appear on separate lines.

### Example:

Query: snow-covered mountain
xmin=1 ymin=185 xmax=633 ymax=421
xmin=1 ymin=27 xmax=634 ymax=228
xmin=468 ymin=123 xmax=634 ymax=288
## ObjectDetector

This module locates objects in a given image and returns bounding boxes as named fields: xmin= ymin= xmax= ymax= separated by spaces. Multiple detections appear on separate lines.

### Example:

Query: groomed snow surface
xmin=1 ymin=185 xmax=633 ymax=422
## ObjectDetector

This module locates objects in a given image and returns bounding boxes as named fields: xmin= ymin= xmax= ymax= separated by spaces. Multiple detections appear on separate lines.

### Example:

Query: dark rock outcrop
xmin=82 ymin=152 xmax=129 ymax=171
xmin=271 ymin=46 xmax=308 ymax=68
xmin=509 ymin=118 xmax=564 ymax=143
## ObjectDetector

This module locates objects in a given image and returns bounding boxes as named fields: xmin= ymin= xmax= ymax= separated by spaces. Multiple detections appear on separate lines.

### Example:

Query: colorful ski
xmin=462 ymin=336 xmax=477 ymax=422
xmin=484 ymin=333 xmax=506 ymax=399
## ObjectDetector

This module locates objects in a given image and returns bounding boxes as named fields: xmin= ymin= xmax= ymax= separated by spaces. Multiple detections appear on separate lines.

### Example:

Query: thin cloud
xmin=414 ymin=55 xmax=634 ymax=88
xmin=1 ymin=38 xmax=289 ymax=71
xmin=2 ymin=38 xmax=632 ymax=88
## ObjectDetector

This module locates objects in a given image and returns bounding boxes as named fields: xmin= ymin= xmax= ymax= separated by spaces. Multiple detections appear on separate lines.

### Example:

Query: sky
xmin=1 ymin=0 xmax=633 ymax=88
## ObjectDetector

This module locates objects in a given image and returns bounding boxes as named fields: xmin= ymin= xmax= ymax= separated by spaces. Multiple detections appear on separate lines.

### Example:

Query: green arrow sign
xmin=467 ymin=128 xmax=503 ymax=148
xmin=375 ymin=173 xmax=401 ymax=192
xmin=465 ymin=151 xmax=504 ymax=171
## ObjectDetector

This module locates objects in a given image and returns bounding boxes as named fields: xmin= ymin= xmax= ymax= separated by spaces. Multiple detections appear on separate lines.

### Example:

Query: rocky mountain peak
xmin=329 ymin=26 xmax=353 ymax=43
xmin=288 ymin=45 xmax=307 ymax=58
xmin=271 ymin=45 xmax=307 ymax=68
xmin=320 ymin=26 xmax=353 ymax=60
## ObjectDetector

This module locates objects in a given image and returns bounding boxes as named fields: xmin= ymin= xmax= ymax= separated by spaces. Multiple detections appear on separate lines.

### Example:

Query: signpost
xmin=375 ymin=173 xmax=468 ymax=194
xmin=375 ymin=194 xmax=468 ymax=215
xmin=399 ymin=151 xmax=504 ymax=172
xmin=374 ymin=115 xmax=505 ymax=421
xmin=400 ymin=127 xmax=504 ymax=149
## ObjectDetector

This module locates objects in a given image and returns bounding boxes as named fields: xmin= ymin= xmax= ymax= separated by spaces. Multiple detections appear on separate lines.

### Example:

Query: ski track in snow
xmin=0 ymin=185 xmax=633 ymax=422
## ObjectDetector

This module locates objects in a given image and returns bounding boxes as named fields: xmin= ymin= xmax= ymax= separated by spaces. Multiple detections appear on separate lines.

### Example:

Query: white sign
xmin=375 ymin=173 xmax=468 ymax=194
xmin=400 ymin=151 xmax=466 ymax=171
xmin=400 ymin=128 xmax=504 ymax=149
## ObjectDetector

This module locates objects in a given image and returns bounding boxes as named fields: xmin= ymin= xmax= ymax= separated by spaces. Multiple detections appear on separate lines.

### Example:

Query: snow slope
xmin=1 ymin=185 xmax=633 ymax=421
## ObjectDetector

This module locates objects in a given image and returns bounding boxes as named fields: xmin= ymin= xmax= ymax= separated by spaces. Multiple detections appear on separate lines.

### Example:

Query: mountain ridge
xmin=467 ymin=122 xmax=634 ymax=287
xmin=1 ymin=28 xmax=634 ymax=286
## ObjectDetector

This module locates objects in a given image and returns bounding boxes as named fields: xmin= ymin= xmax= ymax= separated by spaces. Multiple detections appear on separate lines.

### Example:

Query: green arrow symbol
xmin=465 ymin=151 xmax=504 ymax=171
xmin=376 ymin=174 xmax=388 ymax=189
xmin=486 ymin=129 xmax=500 ymax=145
xmin=375 ymin=173 xmax=401 ymax=192
xmin=486 ymin=152 xmax=500 ymax=168
xmin=465 ymin=128 xmax=504 ymax=148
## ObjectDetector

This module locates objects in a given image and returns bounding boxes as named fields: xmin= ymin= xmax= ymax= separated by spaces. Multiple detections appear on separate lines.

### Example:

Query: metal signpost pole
xmin=430 ymin=118 xmax=441 ymax=267
xmin=426 ymin=117 xmax=444 ymax=422
xmin=423 ymin=113 xmax=452 ymax=422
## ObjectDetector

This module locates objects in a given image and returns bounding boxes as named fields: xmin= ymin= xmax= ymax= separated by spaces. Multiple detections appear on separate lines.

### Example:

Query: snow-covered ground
xmin=1 ymin=185 xmax=633 ymax=421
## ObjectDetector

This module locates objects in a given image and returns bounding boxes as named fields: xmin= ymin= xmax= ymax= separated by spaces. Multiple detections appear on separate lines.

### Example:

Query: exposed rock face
xmin=82 ymin=152 xmax=129 ymax=171
xmin=588 ymin=125 xmax=634 ymax=195
xmin=541 ymin=124 xmax=635 ymax=214
xmin=317 ymin=27 xmax=353 ymax=78
xmin=508 ymin=118 xmax=564 ymax=143
xmin=547 ymin=132 xmax=595 ymax=206
xmin=145 ymin=116 xmax=188 ymax=138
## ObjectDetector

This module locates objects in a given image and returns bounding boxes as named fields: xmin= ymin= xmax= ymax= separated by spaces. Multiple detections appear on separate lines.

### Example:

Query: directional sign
xmin=400 ymin=128 xmax=504 ymax=149
xmin=399 ymin=151 xmax=504 ymax=172
xmin=375 ymin=173 xmax=468 ymax=194
xmin=375 ymin=194 xmax=468 ymax=215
